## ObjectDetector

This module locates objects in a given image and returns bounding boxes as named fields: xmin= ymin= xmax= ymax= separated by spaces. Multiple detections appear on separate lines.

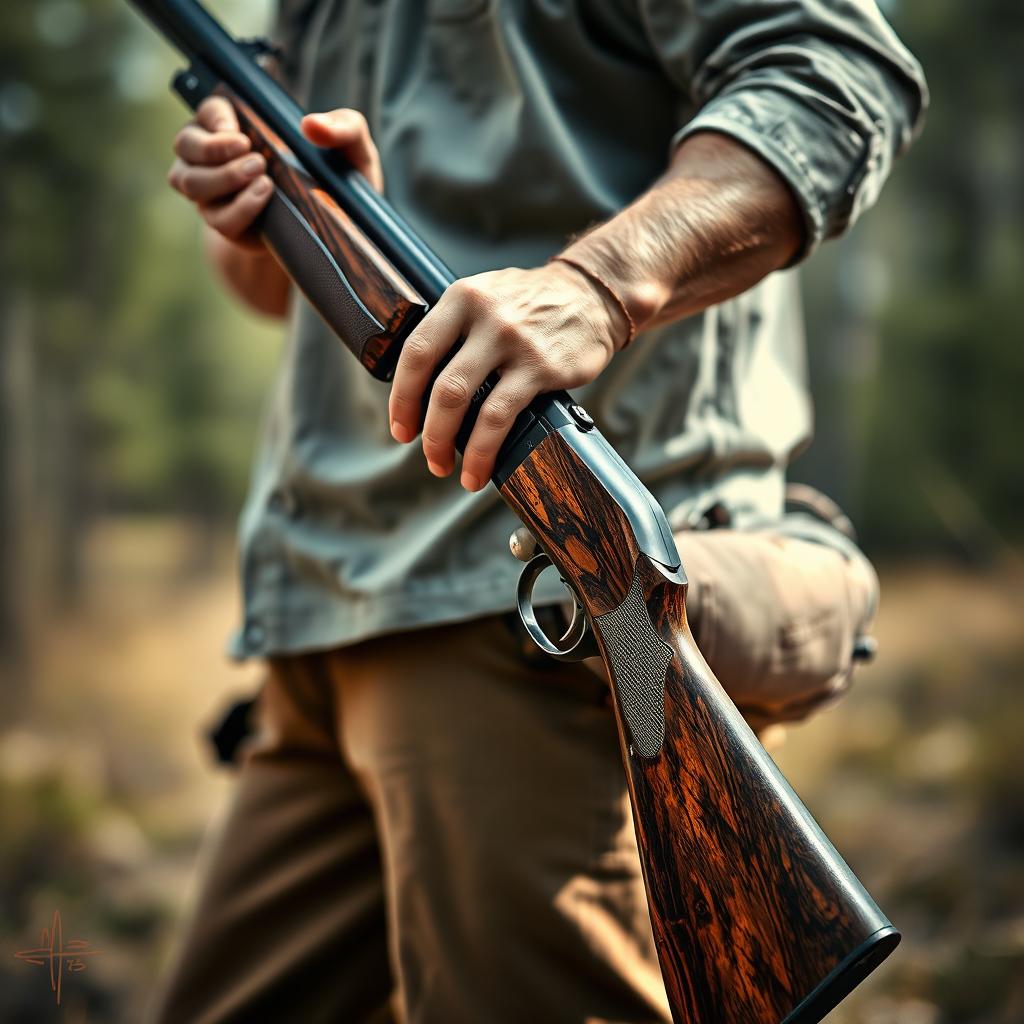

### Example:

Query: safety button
xmin=567 ymin=403 xmax=594 ymax=431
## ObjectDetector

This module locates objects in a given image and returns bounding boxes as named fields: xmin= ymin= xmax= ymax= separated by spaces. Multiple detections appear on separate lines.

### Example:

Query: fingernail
xmin=243 ymin=155 xmax=264 ymax=174
xmin=253 ymin=175 xmax=272 ymax=196
xmin=427 ymin=460 xmax=447 ymax=477
xmin=391 ymin=420 xmax=413 ymax=443
xmin=461 ymin=472 xmax=481 ymax=491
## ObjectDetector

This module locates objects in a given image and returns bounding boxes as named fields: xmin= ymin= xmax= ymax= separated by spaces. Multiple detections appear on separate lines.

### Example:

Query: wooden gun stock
xmin=500 ymin=426 xmax=898 ymax=1024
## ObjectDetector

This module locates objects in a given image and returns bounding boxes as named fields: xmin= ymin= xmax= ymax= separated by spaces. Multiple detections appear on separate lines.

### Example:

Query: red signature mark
xmin=13 ymin=910 xmax=102 ymax=1006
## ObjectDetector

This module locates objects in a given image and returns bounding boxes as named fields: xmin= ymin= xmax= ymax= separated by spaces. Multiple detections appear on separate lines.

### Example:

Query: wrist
xmin=557 ymin=240 xmax=669 ymax=334
xmin=548 ymin=255 xmax=637 ymax=351
xmin=206 ymin=225 xmax=272 ymax=261
xmin=206 ymin=227 xmax=291 ymax=319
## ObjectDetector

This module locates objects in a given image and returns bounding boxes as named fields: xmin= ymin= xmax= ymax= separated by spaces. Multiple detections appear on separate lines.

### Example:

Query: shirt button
xmin=244 ymin=620 xmax=266 ymax=648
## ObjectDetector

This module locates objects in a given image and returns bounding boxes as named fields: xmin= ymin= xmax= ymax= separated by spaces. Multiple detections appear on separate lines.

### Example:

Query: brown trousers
xmin=150 ymin=530 xmax=876 ymax=1024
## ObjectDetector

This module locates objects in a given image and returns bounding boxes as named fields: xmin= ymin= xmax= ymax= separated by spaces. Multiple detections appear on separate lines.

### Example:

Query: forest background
xmin=1 ymin=0 xmax=1022 ymax=1021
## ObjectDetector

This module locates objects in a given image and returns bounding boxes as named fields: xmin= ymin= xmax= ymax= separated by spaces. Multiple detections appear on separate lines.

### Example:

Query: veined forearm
xmin=560 ymin=131 xmax=804 ymax=332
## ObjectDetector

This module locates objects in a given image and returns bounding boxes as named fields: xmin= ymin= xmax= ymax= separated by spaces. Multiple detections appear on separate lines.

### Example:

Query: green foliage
xmin=1 ymin=0 xmax=279 ymax=530
xmin=850 ymin=0 xmax=1024 ymax=553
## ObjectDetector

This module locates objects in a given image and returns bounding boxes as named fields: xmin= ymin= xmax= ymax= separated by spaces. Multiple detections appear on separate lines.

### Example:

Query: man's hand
xmin=388 ymin=261 xmax=630 ymax=492
xmin=300 ymin=108 xmax=384 ymax=192
xmin=168 ymin=97 xmax=383 ymax=316
xmin=169 ymin=96 xmax=384 ymax=246
xmin=389 ymin=132 xmax=801 ymax=494
xmin=168 ymin=95 xmax=272 ymax=250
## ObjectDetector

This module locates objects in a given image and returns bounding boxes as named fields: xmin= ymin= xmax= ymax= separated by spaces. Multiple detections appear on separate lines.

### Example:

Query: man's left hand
xmin=388 ymin=261 xmax=629 ymax=492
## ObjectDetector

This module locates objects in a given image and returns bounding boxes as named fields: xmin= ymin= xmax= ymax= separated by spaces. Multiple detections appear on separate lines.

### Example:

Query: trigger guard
xmin=516 ymin=554 xmax=599 ymax=662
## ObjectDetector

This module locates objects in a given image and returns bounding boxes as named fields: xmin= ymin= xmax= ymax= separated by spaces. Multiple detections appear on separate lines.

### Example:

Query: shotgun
xmin=126 ymin=2 xmax=899 ymax=1019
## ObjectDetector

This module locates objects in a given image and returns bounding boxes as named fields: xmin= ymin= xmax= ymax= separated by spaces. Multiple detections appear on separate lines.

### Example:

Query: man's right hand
xmin=167 ymin=96 xmax=384 ymax=315
xmin=168 ymin=95 xmax=274 ymax=250
xmin=168 ymin=96 xmax=385 ymax=249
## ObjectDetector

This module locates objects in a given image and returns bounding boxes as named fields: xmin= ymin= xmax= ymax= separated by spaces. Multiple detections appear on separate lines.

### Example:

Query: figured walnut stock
xmin=501 ymin=430 xmax=896 ymax=1024
xmin=219 ymin=88 xmax=427 ymax=379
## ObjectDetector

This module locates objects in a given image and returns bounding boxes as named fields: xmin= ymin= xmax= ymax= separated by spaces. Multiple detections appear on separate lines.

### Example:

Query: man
xmin=152 ymin=0 xmax=926 ymax=1020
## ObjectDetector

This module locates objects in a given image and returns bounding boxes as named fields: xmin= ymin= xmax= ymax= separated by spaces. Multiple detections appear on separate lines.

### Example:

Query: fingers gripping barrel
xmin=222 ymin=90 xmax=429 ymax=379
xmin=171 ymin=70 xmax=428 ymax=380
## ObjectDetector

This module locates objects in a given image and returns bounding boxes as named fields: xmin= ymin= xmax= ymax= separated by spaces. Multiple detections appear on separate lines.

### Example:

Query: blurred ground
xmin=777 ymin=561 xmax=1024 ymax=1024
xmin=1 ymin=519 xmax=1022 ymax=1022
xmin=0 ymin=521 xmax=252 ymax=1022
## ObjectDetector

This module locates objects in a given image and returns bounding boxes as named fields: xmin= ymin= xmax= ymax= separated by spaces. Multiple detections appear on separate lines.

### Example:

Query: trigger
xmin=515 ymin=554 xmax=600 ymax=662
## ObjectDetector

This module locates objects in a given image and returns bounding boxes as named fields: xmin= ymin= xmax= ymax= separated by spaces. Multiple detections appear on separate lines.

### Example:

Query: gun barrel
xmin=126 ymin=0 xmax=454 ymax=303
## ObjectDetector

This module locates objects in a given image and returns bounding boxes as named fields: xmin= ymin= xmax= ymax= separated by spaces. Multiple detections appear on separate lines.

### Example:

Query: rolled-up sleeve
xmin=646 ymin=0 xmax=928 ymax=259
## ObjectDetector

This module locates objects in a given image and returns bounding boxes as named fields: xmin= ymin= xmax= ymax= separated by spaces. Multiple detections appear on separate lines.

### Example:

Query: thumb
xmin=301 ymin=109 xmax=383 ymax=192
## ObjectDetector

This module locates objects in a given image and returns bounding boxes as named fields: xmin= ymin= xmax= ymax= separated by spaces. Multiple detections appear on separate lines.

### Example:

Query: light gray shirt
xmin=230 ymin=0 xmax=925 ymax=658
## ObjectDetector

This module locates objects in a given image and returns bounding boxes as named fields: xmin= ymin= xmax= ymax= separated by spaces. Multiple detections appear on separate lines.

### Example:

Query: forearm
xmin=560 ymin=131 xmax=804 ymax=332
xmin=206 ymin=229 xmax=291 ymax=319
xmin=388 ymin=129 xmax=806 ymax=487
